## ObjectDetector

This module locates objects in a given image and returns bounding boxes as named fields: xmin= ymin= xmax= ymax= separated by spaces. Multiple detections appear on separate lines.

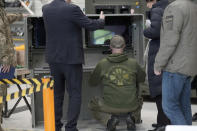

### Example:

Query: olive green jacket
xmin=0 ymin=8 xmax=23 ymax=66
xmin=154 ymin=0 xmax=197 ymax=76
xmin=89 ymin=54 xmax=146 ymax=112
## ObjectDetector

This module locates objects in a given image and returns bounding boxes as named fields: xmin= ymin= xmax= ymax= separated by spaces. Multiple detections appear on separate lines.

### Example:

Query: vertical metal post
xmin=42 ymin=76 xmax=55 ymax=131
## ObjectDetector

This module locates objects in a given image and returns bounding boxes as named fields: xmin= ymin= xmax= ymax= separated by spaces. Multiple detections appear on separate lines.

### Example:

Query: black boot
xmin=148 ymin=126 xmax=165 ymax=131
xmin=107 ymin=115 xmax=119 ymax=131
xmin=126 ymin=114 xmax=136 ymax=131
xmin=155 ymin=126 xmax=165 ymax=131
xmin=192 ymin=113 xmax=197 ymax=121
xmin=152 ymin=123 xmax=160 ymax=128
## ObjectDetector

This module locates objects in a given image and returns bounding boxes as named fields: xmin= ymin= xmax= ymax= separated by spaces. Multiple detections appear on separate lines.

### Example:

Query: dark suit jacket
xmin=42 ymin=0 xmax=104 ymax=64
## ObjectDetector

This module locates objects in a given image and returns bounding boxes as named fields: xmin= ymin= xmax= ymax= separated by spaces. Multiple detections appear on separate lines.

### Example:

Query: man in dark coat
xmin=143 ymin=0 xmax=170 ymax=130
xmin=42 ymin=0 xmax=105 ymax=131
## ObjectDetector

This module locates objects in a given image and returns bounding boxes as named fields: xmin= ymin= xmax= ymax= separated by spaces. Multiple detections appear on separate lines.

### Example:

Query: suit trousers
xmin=49 ymin=63 xmax=82 ymax=131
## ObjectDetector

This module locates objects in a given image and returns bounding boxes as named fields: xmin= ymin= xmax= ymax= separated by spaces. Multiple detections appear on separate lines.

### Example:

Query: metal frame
xmin=3 ymin=84 xmax=31 ymax=118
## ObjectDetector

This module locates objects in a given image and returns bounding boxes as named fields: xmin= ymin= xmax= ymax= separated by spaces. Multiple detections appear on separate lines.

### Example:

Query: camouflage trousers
xmin=0 ymin=84 xmax=7 ymax=131
xmin=88 ymin=97 xmax=142 ymax=126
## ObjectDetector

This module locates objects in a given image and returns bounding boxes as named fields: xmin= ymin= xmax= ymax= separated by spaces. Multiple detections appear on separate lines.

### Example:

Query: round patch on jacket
xmin=106 ymin=65 xmax=132 ymax=86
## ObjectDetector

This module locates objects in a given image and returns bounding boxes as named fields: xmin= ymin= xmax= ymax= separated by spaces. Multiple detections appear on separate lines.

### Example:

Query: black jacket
xmin=42 ymin=0 xmax=104 ymax=64
xmin=143 ymin=0 xmax=168 ymax=97
xmin=144 ymin=0 xmax=168 ymax=39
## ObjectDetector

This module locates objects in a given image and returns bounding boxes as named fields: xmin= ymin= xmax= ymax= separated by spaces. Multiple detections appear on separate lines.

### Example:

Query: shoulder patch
xmin=165 ymin=15 xmax=173 ymax=30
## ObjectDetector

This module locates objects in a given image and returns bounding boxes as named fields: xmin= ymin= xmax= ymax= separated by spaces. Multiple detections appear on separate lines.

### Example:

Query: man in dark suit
xmin=42 ymin=0 xmax=105 ymax=131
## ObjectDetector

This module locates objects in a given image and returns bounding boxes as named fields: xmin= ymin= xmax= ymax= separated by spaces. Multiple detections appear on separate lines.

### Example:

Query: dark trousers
xmin=49 ymin=63 xmax=82 ymax=131
xmin=155 ymin=95 xmax=170 ymax=126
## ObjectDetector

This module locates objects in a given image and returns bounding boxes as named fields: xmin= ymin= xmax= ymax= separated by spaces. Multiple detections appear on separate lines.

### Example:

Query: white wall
xmin=31 ymin=0 xmax=43 ymax=16
xmin=72 ymin=0 xmax=85 ymax=12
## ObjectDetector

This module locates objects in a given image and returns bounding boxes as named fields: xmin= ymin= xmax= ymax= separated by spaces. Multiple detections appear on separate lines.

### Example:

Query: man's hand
xmin=23 ymin=14 xmax=29 ymax=17
xmin=145 ymin=19 xmax=151 ymax=28
xmin=99 ymin=11 xmax=105 ymax=20
xmin=154 ymin=69 xmax=161 ymax=76
xmin=1 ymin=65 xmax=10 ymax=73
xmin=130 ymin=9 xmax=135 ymax=14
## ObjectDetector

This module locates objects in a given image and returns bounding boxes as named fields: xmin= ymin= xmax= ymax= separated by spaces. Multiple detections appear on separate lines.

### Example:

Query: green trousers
xmin=88 ymin=97 xmax=142 ymax=126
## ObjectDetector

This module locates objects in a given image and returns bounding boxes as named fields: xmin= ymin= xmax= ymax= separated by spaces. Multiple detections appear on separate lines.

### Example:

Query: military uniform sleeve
xmin=0 ymin=34 xmax=15 ymax=66
xmin=154 ymin=6 xmax=184 ymax=72
xmin=0 ymin=35 xmax=8 ymax=65
xmin=136 ymin=63 xmax=146 ymax=83
xmin=89 ymin=62 xmax=103 ymax=87
xmin=0 ymin=14 xmax=12 ymax=66
xmin=71 ymin=5 xmax=104 ymax=31
xmin=6 ymin=13 xmax=23 ymax=24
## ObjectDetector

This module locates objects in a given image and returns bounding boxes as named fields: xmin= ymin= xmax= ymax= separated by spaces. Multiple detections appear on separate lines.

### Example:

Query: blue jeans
xmin=162 ymin=71 xmax=192 ymax=125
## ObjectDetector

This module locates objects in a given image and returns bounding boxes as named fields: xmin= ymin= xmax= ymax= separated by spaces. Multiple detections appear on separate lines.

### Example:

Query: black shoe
xmin=126 ymin=115 xmax=136 ymax=131
xmin=152 ymin=123 xmax=160 ymax=128
xmin=107 ymin=116 xmax=119 ymax=131
xmin=148 ymin=126 xmax=165 ymax=131
xmin=148 ymin=128 xmax=157 ymax=131
xmin=155 ymin=126 xmax=165 ymax=131
xmin=192 ymin=113 xmax=197 ymax=121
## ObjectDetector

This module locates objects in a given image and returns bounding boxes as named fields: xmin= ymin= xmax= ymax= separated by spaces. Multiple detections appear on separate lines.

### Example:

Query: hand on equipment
xmin=23 ymin=14 xmax=29 ymax=17
xmin=145 ymin=19 xmax=151 ymax=28
xmin=99 ymin=11 xmax=105 ymax=20
xmin=1 ymin=65 xmax=10 ymax=73
xmin=130 ymin=9 xmax=135 ymax=14
xmin=154 ymin=69 xmax=161 ymax=76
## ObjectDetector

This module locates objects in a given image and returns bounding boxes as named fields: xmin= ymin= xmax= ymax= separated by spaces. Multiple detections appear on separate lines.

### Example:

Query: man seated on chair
xmin=88 ymin=35 xmax=146 ymax=131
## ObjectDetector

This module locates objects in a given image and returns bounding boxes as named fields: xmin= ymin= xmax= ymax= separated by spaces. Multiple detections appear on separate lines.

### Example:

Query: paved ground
xmin=2 ymin=102 xmax=197 ymax=131
xmin=1 ymin=85 xmax=197 ymax=131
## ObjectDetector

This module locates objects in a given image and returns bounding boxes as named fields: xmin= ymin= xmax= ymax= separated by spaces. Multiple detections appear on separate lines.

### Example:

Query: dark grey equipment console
xmin=24 ymin=14 xmax=144 ymax=127
xmin=85 ymin=0 xmax=147 ymax=14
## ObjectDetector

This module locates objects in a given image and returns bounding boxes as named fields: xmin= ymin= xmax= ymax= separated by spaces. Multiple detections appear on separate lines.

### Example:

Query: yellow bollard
xmin=42 ymin=77 xmax=55 ymax=131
